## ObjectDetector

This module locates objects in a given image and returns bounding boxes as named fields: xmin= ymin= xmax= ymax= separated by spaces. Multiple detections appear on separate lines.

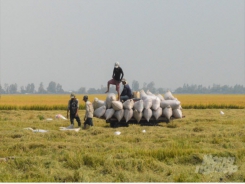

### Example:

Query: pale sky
xmin=0 ymin=0 xmax=244 ymax=91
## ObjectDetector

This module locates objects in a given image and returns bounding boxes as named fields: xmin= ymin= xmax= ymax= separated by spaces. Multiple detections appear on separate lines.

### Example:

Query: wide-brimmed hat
xmin=114 ymin=62 xmax=119 ymax=68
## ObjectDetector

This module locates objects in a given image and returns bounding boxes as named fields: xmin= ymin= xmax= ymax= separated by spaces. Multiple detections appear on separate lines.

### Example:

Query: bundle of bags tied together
xmin=93 ymin=89 xmax=182 ymax=123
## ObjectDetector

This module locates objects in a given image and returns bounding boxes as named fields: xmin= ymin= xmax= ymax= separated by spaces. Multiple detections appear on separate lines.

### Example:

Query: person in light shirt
xmin=82 ymin=95 xmax=94 ymax=129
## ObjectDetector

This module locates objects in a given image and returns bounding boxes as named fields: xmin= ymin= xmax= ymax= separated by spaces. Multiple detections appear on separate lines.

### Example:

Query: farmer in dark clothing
xmin=67 ymin=93 xmax=81 ymax=128
xmin=120 ymin=78 xmax=132 ymax=102
xmin=105 ymin=62 xmax=124 ymax=100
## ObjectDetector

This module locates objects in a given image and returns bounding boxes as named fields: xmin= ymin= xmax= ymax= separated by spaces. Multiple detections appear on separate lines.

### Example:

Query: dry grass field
xmin=0 ymin=94 xmax=245 ymax=182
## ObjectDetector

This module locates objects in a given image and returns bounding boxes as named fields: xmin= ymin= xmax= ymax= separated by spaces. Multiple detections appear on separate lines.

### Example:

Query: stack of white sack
xmin=92 ymin=90 xmax=182 ymax=123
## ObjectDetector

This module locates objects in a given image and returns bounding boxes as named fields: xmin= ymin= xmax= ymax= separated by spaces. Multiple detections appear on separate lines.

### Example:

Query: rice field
xmin=0 ymin=109 xmax=245 ymax=182
xmin=0 ymin=94 xmax=245 ymax=182
xmin=0 ymin=94 xmax=245 ymax=110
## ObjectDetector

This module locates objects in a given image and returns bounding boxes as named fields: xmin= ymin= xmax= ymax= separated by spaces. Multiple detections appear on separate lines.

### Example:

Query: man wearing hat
xmin=105 ymin=62 xmax=124 ymax=100
xmin=67 ymin=93 xmax=81 ymax=128
xmin=82 ymin=95 xmax=94 ymax=129
xmin=120 ymin=78 xmax=132 ymax=102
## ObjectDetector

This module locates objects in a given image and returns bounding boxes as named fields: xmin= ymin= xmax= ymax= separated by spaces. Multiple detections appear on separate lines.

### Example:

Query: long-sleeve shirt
xmin=112 ymin=67 xmax=124 ymax=81
xmin=121 ymin=84 xmax=132 ymax=98
xmin=85 ymin=101 xmax=94 ymax=118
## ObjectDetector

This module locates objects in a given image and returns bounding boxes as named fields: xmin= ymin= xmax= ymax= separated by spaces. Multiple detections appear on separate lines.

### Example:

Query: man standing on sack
xmin=120 ymin=78 xmax=132 ymax=102
xmin=67 ymin=93 xmax=81 ymax=128
xmin=105 ymin=62 xmax=124 ymax=101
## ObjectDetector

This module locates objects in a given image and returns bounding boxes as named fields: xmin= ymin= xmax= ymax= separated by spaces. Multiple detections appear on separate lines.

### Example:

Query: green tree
xmin=0 ymin=85 xmax=5 ymax=94
xmin=147 ymin=81 xmax=156 ymax=93
xmin=20 ymin=86 xmax=26 ymax=94
xmin=132 ymin=80 xmax=139 ymax=91
xmin=56 ymin=83 xmax=64 ymax=93
xmin=26 ymin=83 xmax=35 ymax=93
xmin=77 ymin=87 xmax=86 ymax=94
xmin=87 ymin=88 xmax=97 ymax=94
xmin=38 ymin=82 xmax=46 ymax=94
xmin=47 ymin=81 xmax=57 ymax=93
xmin=9 ymin=83 xmax=18 ymax=94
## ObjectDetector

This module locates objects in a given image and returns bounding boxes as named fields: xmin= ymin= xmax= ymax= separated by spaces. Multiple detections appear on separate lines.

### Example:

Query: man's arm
xmin=128 ymin=85 xmax=132 ymax=98
xmin=112 ymin=68 xmax=115 ymax=78
xmin=76 ymin=99 xmax=79 ymax=116
xmin=84 ymin=102 xmax=88 ymax=121
xmin=67 ymin=100 xmax=70 ymax=118
xmin=120 ymin=68 xmax=124 ymax=81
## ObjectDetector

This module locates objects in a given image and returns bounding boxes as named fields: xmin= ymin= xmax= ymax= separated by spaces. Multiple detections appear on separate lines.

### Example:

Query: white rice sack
xmin=164 ymin=90 xmax=175 ymax=100
xmin=105 ymin=93 xmax=117 ymax=109
xmin=163 ymin=105 xmax=172 ymax=120
xmin=146 ymin=90 xmax=154 ymax=96
xmin=94 ymin=105 xmax=106 ymax=118
xmin=114 ymin=109 xmax=124 ymax=122
xmin=104 ymin=108 xmax=115 ymax=120
xmin=153 ymin=107 xmax=162 ymax=120
xmin=140 ymin=89 xmax=148 ymax=100
xmin=143 ymin=108 xmax=152 ymax=122
xmin=156 ymin=94 xmax=164 ymax=101
xmin=133 ymin=109 xmax=143 ymax=123
xmin=124 ymin=109 xmax=133 ymax=123
xmin=123 ymin=99 xmax=134 ymax=109
xmin=143 ymin=98 xmax=152 ymax=109
xmin=173 ymin=108 xmax=182 ymax=119
xmin=160 ymin=100 xmax=181 ymax=109
xmin=133 ymin=91 xmax=140 ymax=98
xmin=152 ymin=97 xmax=160 ymax=111
xmin=133 ymin=100 xmax=144 ymax=112
xmin=111 ymin=101 xmax=123 ymax=111
xmin=93 ymin=98 xmax=105 ymax=110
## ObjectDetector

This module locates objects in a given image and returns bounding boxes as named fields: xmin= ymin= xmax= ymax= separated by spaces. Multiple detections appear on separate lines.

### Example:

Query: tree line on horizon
xmin=0 ymin=81 xmax=245 ymax=94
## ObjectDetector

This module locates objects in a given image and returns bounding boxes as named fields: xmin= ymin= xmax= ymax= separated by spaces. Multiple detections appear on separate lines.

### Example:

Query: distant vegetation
xmin=0 ymin=81 xmax=245 ymax=94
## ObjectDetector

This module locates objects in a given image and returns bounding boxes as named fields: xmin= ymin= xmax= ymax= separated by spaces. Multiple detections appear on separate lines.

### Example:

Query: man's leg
xmin=106 ymin=79 xmax=117 ymax=93
xmin=120 ymin=95 xmax=129 ymax=102
xmin=90 ymin=118 xmax=93 ymax=126
xmin=67 ymin=114 xmax=75 ymax=128
xmin=117 ymin=91 xmax=120 ymax=101
xmin=116 ymin=82 xmax=120 ymax=101
xmin=105 ymin=83 xmax=110 ymax=93
xmin=87 ymin=118 xmax=93 ymax=126
xmin=105 ymin=80 xmax=112 ymax=93
xmin=75 ymin=115 xmax=81 ymax=127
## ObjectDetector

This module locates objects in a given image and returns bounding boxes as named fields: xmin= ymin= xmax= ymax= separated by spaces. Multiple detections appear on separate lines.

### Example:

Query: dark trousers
xmin=120 ymin=95 xmax=130 ymax=102
xmin=84 ymin=118 xmax=93 ymax=126
xmin=70 ymin=114 xmax=81 ymax=127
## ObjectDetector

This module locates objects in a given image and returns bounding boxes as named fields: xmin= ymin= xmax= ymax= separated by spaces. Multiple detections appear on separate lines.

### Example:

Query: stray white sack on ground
xmin=23 ymin=127 xmax=48 ymax=133
xmin=59 ymin=127 xmax=80 ymax=132
xmin=55 ymin=114 xmax=67 ymax=120
xmin=114 ymin=131 xmax=121 ymax=135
